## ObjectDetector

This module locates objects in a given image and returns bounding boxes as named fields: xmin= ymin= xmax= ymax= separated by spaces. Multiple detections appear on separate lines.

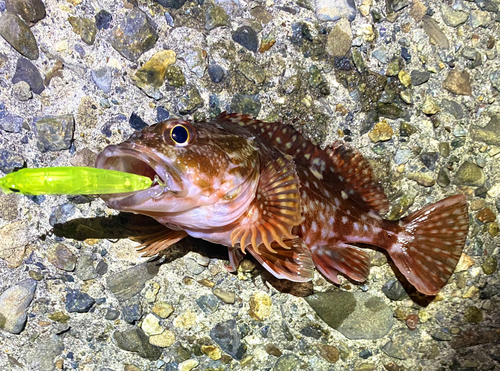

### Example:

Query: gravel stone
xmin=110 ymin=8 xmax=158 ymax=61
xmin=230 ymin=94 xmax=261 ymax=116
xmin=113 ymin=327 xmax=162 ymax=360
xmin=454 ymin=161 xmax=485 ymax=187
xmin=65 ymin=289 xmax=96 ymax=313
xmin=232 ymin=26 xmax=259 ymax=52
xmin=91 ymin=67 xmax=112 ymax=94
xmin=0 ymin=279 xmax=37 ymax=334
xmin=443 ymin=70 xmax=472 ymax=95
xmin=441 ymin=4 xmax=468 ymax=27
xmin=381 ymin=328 xmax=419 ymax=360
xmin=0 ymin=12 xmax=39 ymax=59
xmin=107 ymin=261 xmax=160 ymax=302
xmin=205 ymin=6 xmax=229 ymax=30
xmin=95 ymin=10 xmax=112 ymax=30
xmin=315 ymin=0 xmax=356 ymax=22
xmin=326 ymin=18 xmax=352 ymax=57
xmin=0 ymin=149 xmax=24 ymax=173
xmin=121 ymin=298 xmax=142 ymax=324
xmin=305 ymin=291 xmax=393 ymax=340
xmin=68 ymin=16 xmax=97 ymax=45
xmin=5 ymin=0 xmax=45 ymax=24
xmin=213 ymin=288 xmax=236 ymax=304
xmin=47 ymin=243 xmax=77 ymax=271
xmin=422 ymin=16 xmax=449 ymax=49
xmin=75 ymin=253 xmax=97 ymax=281
xmin=381 ymin=279 xmax=409 ymax=301
xmin=272 ymin=353 xmax=301 ymax=371
xmin=196 ymin=294 xmax=219 ymax=314
xmin=210 ymin=319 xmax=246 ymax=360
xmin=32 ymin=114 xmax=75 ymax=152
xmin=471 ymin=115 xmax=500 ymax=146
xmin=410 ymin=70 xmax=430 ymax=86
xmin=208 ymin=64 xmax=225 ymax=83
xmin=12 ymin=57 xmax=44 ymax=94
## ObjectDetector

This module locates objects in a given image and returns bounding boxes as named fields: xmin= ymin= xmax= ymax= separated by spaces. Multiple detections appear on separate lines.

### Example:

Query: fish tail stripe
xmin=386 ymin=194 xmax=469 ymax=296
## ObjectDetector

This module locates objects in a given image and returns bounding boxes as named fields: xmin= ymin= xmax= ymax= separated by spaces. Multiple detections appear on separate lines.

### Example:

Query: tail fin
xmin=386 ymin=195 xmax=469 ymax=296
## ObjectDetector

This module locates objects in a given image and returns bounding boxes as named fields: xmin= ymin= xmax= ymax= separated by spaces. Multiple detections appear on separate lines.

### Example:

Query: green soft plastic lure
xmin=0 ymin=167 xmax=153 ymax=195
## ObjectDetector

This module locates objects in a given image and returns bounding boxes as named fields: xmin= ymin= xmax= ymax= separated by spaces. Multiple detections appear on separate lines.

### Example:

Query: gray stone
xmin=0 ymin=149 xmax=24 ymax=173
xmin=113 ymin=327 xmax=162 ymax=360
xmin=305 ymin=291 xmax=393 ymax=340
xmin=315 ymin=0 xmax=356 ymax=22
xmin=13 ymin=57 xmax=44 ymax=94
xmin=381 ymin=279 xmax=409 ymax=301
xmin=470 ymin=10 xmax=491 ymax=28
xmin=205 ymin=6 xmax=229 ymax=30
xmin=454 ymin=161 xmax=485 ymax=187
xmin=121 ymin=297 xmax=142 ymax=324
xmin=490 ymin=70 xmax=500 ymax=91
xmin=381 ymin=328 xmax=419 ymax=359
xmin=232 ymin=26 xmax=259 ymax=52
xmin=106 ymin=261 xmax=160 ymax=302
xmin=26 ymin=337 xmax=64 ymax=371
xmin=441 ymin=4 xmax=468 ymax=27
xmin=441 ymin=99 xmax=464 ymax=119
xmin=0 ymin=279 xmax=37 ymax=334
xmin=47 ymin=243 xmax=77 ymax=271
xmin=91 ymin=67 xmax=112 ymax=94
xmin=0 ymin=113 xmax=23 ymax=133
xmin=326 ymin=18 xmax=352 ymax=57
xmin=239 ymin=60 xmax=266 ymax=85
xmin=5 ymin=0 xmax=45 ymax=24
xmin=471 ymin=115 xmax=500 ymax=146
xmin=196 ymin=294 xmax=219 ymax=314
xmin=210 ymin=319 xmax=246 ymax=360
xmin=394 ymin=147 xmax=412 ymax=165
xmin=272 ymin=354 xmax=301 ymax=371
xmin=75 ymin=253 xmax=97 ymax=281
xmin=177 ymin=85 xmax=203 ymax=115
xmin=12 ymin=81 xmax=32 ymax=101
xmin=185 ymin=257 xmax=206 ymax=275
xmin=410 ymin=70 xmax=430 ymax=86
xmin=65 ymin=289 xmax=95 ymax=313
xmin=33 ymin=115 xmax=75 ymax=152
xmin=422 ymin=16 xmax=449 ymax=49
xmin=153 ymin=0 xmax=186 ymax=9
xmin=0 ymin=12 xmax=39 ymax=60
xmin=110 ymin=8 xmax=158 ymax=61
xmin=230 ymin=94 xmax=261 ymax=117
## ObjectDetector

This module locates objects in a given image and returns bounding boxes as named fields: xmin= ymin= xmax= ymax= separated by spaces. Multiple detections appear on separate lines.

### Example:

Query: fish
xmin=95 ymin=112 xmax=469 ymax=296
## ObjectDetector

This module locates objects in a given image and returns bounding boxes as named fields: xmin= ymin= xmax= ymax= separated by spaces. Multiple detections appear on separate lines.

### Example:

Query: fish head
xmin=95 ymin=118 xmax=260 ymax=229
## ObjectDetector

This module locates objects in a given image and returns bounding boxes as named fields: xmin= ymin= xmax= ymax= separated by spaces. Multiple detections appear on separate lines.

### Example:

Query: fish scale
xmin=96 ymin=112 xmax=469 ymax=296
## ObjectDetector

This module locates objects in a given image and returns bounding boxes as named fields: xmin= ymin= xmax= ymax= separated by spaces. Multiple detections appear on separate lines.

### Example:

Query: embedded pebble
xmin=205 ymin=6 xmax=229 ymax=30
xmin=141 ymin=313 xmax=164 ymax=336
xmin=0 ymin=149 xmax=24 ymax=173
xmin=152 ymin=301 xmax=174 ymax=318
xmin=149 ymin=329 xmax=175 ymax=347
xmin=441 ymin=4 xmax=468 ymax=27
xmin=0 ymin=279 xmax=37 ymax=334
xmin=210 ymin=319 xmax=246 ymax=360
xmin=32 ymin=115 xmax=75 ymax=152
xmin=248 ymin=291 xmax=272 ymax=321
xmin=471 ymin=115 xmax=500 ymax=146
xmin=454 ymin=161 xmax=485 ymax=187
xmin=95 ymin=10 xmax=112 ymax=30
xmin=482 ymin=257 xmax=498 ymax=275
xmin=0 ymin=12 xmax=39 ymax=59
xmin=208 ymin=64 xmax=225 ymax=83
xmin=12 ymin=57 xmax=44 ymax=94
xmin=305 ymin=291 xmax=393 ymax=340
xmin=443 ymin=70 xmax=472 ymax=95
xmin=47 ymin=244 xmax=77 ymax=271
xmin=68 ymin=16 xmax=97 ymax=45
xmin=315 ymin=0 xmax=356 ymax=22
xmin=5 ymin=0 xmax=46 ymax=24
xmin=110 ymin=8 xmax=158 ymax=61
xmin=113 ymin=327 xmax=162 ymax=360
xmin=107 ymin=261 xmax=160 ymax=302
xmin=369 ymin=120 xmax=393 ymax=142
xmin=382 ymin=279 xmax=409 ymax=301
xmin=326 ymin=18 xmax=352 ymax=57
xmin=65 ymin=289 xmax=95 ymax=313
xmin=477 ymin=208 xmax=496 ymax=223
xmin=232 ymin=26 xmax=259 ymax=52
xmin=91 ymin=67 xmax=112 ymax=94
xmin=12 ymin=81 xmax=32 ymax=101
xmin=213 ymin=287 xmax=236 ymax=304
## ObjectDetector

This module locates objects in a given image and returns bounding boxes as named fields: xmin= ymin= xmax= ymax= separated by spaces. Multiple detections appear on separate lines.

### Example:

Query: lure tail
xmin=385 ymin=195 xmax=469 ymax=295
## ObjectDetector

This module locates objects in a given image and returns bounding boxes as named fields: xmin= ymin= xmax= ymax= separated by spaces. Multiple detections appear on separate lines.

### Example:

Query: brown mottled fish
xmin=96 ymin=112 xmax=469 ymax=295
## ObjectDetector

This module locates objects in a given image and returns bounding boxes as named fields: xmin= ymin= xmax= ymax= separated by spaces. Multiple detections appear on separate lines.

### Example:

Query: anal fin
xmin=246 ymin=238 xmax=315 ymax=282
xmin=131 ymin=229 xmax=187 ymax=257
xmin=311 ymin=243 xmax=370 ymax=284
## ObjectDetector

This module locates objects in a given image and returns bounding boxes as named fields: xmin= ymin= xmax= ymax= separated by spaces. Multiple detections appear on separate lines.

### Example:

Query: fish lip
xmin=95 ymin=143 xmax=181 ymax=197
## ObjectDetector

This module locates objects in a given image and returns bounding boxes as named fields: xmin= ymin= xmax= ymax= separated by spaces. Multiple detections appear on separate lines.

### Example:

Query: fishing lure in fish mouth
xmin=0 ymin=166 xmax=157 ymax=195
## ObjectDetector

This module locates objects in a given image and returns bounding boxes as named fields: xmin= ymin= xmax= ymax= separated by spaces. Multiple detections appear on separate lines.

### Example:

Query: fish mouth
xmin=95 ymin=143 xmax=184 ymax=210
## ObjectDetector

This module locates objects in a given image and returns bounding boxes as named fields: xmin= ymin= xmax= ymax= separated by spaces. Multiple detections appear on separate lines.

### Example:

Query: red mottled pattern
xmin=97 ymin=112 xmax=470 ymax=296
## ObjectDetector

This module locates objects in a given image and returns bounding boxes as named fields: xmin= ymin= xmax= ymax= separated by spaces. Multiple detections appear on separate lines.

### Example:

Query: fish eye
xmin=170 ymin=125 xmax=190 ymax=145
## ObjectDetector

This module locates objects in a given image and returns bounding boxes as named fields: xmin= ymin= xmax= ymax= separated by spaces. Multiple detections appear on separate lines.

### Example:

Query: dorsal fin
xmin=230 ymin=155 xmax=302 ymax=253
xmin=217 ymin=112 xmax=389 ymax=214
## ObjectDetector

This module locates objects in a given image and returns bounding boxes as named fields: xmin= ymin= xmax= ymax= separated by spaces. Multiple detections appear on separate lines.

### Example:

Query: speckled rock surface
xmin=0 ymin=0 xmax=499 ymax=370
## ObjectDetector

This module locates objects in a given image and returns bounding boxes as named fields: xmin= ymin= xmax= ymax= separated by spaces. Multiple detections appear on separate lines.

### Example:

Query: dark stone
xmin=106 ymin=261 xmax=160 ymax=302
xmin=12 ymin=57 xmax=44 ymax=94
xmin=156 ymin=106 xmax=170 ymax=122
xmin=196 ymin=295 xmax=219 ymax=314
xmin=68 ymin=16 xmax=97 ymax=46
xmin=33 ymin=115 xmax=75 ymax=152
xmin=95 ymin=10 xmax=112 ymax=30
xmin=178 ymin=85 xmax=203 ymax=115
xmin=153 ymin=0 xmax=187 ymax=9
xmin=0 ymin=12 xmax=39 ymax=59
xmin=110 ymin=8 xmax=158 ymax=62
xmin=49 ymin=203 xmax=76 ymax=226
xmin=65 ymin=289 xmax=96 ymax=313
xmin=230 ymin=94 xmax=261 ymax=117
xmin=113 ymin=327 xmax=162 ymax=360
xmin=96 ymin=260 xmax=108 ymax=275
xmin=0 ymin=113 xmax=23 ymax=133
xmin=232 ymin=26 xmax=259 ymax=52
xmin=441 ymin=99 xmax=464 ymax=119
xmin=0 ymin=149 xmax=24 ymax=173
xmin=420 ymin=151 xmax=439 ymax=170
xmin=91 ymin=67 xmax=112 ymax=94
xmin=476 ymin=0 xmax=498 ymax=12
xmin=210 ymin=319 xmax=246 ymax=360
xmin=401 ymin=47 xmax=411 ymax=62
xmin=431 ymin=328 xmax=452 ymax=341
xmin=75 ymin=253 xmax=97 ymax=281
xmin=299 ymin=324 xmax=323 ymax=339
xmin=410 ymin=70 xmax=430 ymax=86
xmin=129 ymin=112 xmax=148 ymax=131
xmin=209 ymin=94 xmax=221 ymax=117
xmin=381 ymin=279 xmax=409 ymax=301
xmin=359 ymin=349 xmax=372 ymax=359
xmin=305 ymin=291 xmax=393 ymax=340
xmin=5 ymin=0 xmax=45 ymax=24
xmin=121 ymin=298 xmax=142 ymax=324
xmin=208 ymin=64 xmax=225 ymax=83
xmin=334 ymin=56 xmax=352 ymax=71
xmin=382 ymin=328 xmax=419 ymax=359
xmin=437 ymin=168 xmax=451 ymax=187
xmin=105 ymin=308 xmax=120 ymax=320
